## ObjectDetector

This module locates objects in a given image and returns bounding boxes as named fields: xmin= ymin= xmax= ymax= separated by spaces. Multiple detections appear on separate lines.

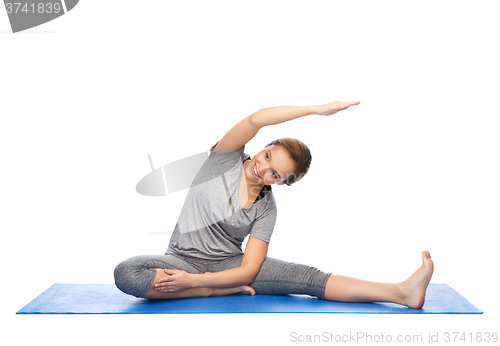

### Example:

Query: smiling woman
xmin=266 ymin=138 xmax=312 ymax=186
xmin=237 ymin=138 xmax=309 ymax=209
xmin=114 ymin=100 xmax=434 ymax=309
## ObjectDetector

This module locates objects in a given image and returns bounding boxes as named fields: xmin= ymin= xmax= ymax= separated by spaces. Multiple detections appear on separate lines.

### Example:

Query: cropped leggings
xmin=114 ymin=253 xmax=331 ymax=299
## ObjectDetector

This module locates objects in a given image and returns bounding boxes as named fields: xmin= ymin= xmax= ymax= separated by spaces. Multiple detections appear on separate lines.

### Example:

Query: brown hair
xmin=267 ymin=138 xmax=312 ymax=186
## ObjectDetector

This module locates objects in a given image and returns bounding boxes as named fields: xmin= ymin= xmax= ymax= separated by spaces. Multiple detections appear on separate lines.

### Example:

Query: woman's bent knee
xmin=114 ymin=256 xmax=157 ymax=298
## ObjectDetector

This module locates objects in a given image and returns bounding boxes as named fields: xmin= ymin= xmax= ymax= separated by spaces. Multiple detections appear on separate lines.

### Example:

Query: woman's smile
xmin=251 ymin=163 xmax=261 ymax=178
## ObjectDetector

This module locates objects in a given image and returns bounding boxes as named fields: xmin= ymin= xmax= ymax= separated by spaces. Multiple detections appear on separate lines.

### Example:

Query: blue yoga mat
xmin=17 ymin=283 xmax=482 ymax=314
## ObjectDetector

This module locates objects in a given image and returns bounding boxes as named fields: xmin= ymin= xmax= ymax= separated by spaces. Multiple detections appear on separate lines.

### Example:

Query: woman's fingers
xmin=158 ymin=269 xmax=180 ymax=280
xmin=158 ymin=276 xmax=174 ymax=283
xmin=157 ymin=269 xmax=180 ymax=283
xmin=318 ymin=101 xmax=360 ymax=116
xmin=155 ymin=283 xmax=181 ymax=292
xmin=340 ymin=101 xmax=360 ymax=109
xmin=155 ymin=280 xmax=176 ymax=291
xmin=164 ymin=269 xmax=180 ymax=275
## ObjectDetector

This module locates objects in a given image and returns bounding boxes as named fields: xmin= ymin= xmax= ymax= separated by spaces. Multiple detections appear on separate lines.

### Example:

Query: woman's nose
xmin=259 ymin=162 xmax=269 ymax=173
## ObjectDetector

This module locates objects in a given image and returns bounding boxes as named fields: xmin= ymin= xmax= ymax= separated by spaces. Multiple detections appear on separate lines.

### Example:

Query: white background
xmin=1 ymin=1 xmax=499 ymax=345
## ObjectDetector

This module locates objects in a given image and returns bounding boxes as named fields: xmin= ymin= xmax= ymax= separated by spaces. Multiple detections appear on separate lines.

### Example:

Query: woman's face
xmin=245 ymin=144 xmax=296 ymax=187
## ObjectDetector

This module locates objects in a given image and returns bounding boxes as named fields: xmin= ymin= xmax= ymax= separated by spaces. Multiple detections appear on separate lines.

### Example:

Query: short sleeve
xmin=207 ymin=141 xmax=246 ymax=173
xmin=249 ymin=203 xmax=277 ymax=243
xmin=210 ymin=141 xmax=245 ymax=156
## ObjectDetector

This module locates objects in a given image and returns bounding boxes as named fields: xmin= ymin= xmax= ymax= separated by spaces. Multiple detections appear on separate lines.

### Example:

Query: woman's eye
xmin=265 ymin=153 xmax=269 ymax=160
xmin=272 ymin=172 xmax=276 ymax=178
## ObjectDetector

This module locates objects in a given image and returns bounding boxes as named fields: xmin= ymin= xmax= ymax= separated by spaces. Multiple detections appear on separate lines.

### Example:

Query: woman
xmin=114 ymin=101 xmax=434 ymax=309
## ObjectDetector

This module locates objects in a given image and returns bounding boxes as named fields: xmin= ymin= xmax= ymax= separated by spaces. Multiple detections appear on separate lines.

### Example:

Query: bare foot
xmin=211 ymin=285 xmax=256 ymax=297
xmin=399 ymin=250 xmax=434 ymax=309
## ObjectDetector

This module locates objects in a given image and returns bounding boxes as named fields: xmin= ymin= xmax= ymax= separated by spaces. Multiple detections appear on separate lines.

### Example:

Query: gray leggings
xmin=114 ymin=254 xmax=331 ymax=299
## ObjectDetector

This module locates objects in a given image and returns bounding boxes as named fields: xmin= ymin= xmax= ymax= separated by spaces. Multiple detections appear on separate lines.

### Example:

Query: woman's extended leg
xmin=211 ymin=254 xmax=332 ymax=299
xmin=324 ymin=251 xmax=434 ymax=308
xmin=212 ymin=250 xmax=434 ymax=308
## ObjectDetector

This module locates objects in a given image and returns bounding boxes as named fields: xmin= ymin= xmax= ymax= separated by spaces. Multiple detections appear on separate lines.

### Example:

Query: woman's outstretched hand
xmin=155 ymin=269 xmax=194 ymax=293
xmin=316 ymin=101 xmax=360 ymax=116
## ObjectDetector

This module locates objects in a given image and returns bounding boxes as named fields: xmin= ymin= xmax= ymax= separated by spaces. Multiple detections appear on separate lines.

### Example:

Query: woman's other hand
xmin=155 ymin=269 xmax=194 ymax=292
xmin=316 ymin=101 xmax=360 ymax=116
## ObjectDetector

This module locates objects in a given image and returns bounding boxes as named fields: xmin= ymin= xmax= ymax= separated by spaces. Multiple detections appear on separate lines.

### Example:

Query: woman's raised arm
xmin=214 ymin=101 xmax=360 ymax=152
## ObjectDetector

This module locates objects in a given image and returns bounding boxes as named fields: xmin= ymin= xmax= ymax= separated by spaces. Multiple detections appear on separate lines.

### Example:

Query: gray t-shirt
xmin=166 ymin=143 xmax=277 ymax=260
